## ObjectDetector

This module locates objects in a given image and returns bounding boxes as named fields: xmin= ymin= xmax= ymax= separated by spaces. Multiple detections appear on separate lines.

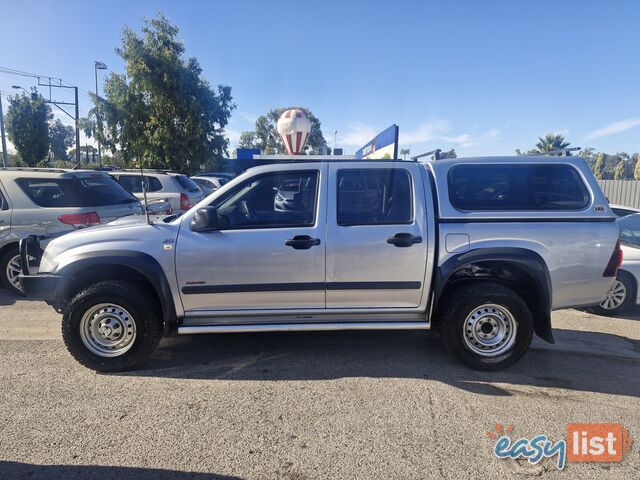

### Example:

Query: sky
xmin=1 ymin=0 xmax=639 ymax=157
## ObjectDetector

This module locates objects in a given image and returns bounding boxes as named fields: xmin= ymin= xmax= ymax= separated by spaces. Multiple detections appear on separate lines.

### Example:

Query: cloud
xmin=336 ymin=122 xmax=378 ymax=147
xmin=584 ymin=118 xmax=640 ymax=140
xmin=225 ymin=128 xmax=242 ymax=145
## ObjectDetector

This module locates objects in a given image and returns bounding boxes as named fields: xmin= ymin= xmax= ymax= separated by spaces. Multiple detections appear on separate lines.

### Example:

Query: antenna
xmin=139 ymin=162 xmax=152 ymax=225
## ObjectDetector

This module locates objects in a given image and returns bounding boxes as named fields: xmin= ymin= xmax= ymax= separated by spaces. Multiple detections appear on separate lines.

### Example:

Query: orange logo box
xmin=567 ymin=423 xmax=634 ymax=463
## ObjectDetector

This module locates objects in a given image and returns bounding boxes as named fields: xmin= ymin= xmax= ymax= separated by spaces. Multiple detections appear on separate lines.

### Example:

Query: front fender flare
xmin=56 ymin=250 xmax=178 ymax=334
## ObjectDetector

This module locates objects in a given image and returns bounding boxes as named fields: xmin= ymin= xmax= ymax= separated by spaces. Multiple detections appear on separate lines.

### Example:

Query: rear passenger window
xmin=0 ymin=190 xmax=7 ymax=210
xmin=117 ymin=175 xmax=162 ymax=193
xmin=337 ymin=169 xmax=413 ymax=226
xmin=448 ymin=164 xmax=590 ymax=211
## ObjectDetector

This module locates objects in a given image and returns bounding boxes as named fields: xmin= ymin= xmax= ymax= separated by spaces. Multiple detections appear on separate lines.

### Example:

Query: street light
xmin=11 ymin=85 xmax=29 ymax=95
xmin=94 ymin=61 xmax=107 ymax=164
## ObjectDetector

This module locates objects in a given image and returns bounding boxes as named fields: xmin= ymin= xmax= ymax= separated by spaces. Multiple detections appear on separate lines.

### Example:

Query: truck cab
xmin=19 ymin=157 xmax=621 ymax=372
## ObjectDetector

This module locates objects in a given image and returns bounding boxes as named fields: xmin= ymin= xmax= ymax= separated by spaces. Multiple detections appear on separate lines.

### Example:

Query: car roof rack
xmin=411 ymin=149 xmax=442 ymax=162
xmin=121 ymin=168 xmax=173 ymax=173
xmin=539 ymin=147 xmax=581 ymax=157
xmin=249 ymin=155 xmax=406 ymax=163
xmin=0 ymin=167 xmax=70 ymax=173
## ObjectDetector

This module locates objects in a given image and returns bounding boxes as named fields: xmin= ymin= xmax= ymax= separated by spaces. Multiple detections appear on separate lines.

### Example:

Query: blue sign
xmin=355 ymin=124 xmax=399 ymax=160
xmin=237 ymin=148 xmax=260 ymax=160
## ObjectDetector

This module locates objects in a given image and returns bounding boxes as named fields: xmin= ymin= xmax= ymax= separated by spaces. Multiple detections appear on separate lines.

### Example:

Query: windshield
xmin=617 ymin=214 xmax=640 ymax=247
xmin=176 ymin=175 xmax=200 ymax=193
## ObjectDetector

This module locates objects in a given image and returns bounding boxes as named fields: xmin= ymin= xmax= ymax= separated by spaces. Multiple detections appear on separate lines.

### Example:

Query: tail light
xmin=58 ymin=212 xmax=100 ymax=228
xmin=180 ymin=193 xmax=191 ymax=210
xmin=603 ymin=240 xmax=623 ymax=277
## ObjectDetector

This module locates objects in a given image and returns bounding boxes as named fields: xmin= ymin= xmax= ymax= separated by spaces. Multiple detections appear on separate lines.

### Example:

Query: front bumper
xmin=19 ymin=273 xmax=61 ymax=299
xmin=18 ymin=235 xmax=61 ymax=300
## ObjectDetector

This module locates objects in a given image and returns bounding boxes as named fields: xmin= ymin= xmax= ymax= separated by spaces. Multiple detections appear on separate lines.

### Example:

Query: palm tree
xmin=533 ymin=133 xmax=570 ymax=154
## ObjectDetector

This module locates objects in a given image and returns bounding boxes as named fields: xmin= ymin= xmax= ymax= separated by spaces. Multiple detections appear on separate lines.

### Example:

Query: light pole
xmin=94 ymin=61 xmax=107 ymax=164
xmin=0 ymin=94 xmax=7 ymax=167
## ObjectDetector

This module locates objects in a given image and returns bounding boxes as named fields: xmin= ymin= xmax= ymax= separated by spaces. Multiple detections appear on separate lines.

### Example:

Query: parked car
xmin=145 ymin=198 xmax=173 ymax=219
xmin=198 ymin=172 xmax=235 ymax=181
xmin=20 ymin=156 xmax=620 ymax=372
xmin=608 ymin=204 xmax=640 ymax=218
xmin=0 ymin=168 xmax=143 ymax=294
xmin=110 ymin=170 xmax=204 ymax=214
xmin=191 ymin=176 xmax=228 ymax=196
xmin=597 ymin=212 xmax=640 ymax=314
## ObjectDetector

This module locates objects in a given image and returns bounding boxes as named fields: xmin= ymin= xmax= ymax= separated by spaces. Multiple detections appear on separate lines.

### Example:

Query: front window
xmin=211 ymin=170 xmax=319 ymax=229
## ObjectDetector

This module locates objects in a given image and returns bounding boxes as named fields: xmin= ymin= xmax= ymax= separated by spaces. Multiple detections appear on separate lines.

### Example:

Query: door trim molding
xmin=181 ymin=281 xmax=422 ymax=295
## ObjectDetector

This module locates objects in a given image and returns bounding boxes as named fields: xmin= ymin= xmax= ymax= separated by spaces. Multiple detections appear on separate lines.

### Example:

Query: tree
xmin=239 ymin=107 xmax=327 ymax=154
xmin=49 ymin=119 xmax=74 ymax=161
xmin=593 ymin=153 xmax=607 ymax=180
xmin=633 ymin=154 xmax=640 ymax=180
xmin=516 ymin=133 xmax=571 ymax=156
xmin=612 ymin=153 xmax=633 ymax=179
xmin=93 ymin=14 xmax=235 ymax=174
xmin=5 ymin=89 xmax=52 ymax=166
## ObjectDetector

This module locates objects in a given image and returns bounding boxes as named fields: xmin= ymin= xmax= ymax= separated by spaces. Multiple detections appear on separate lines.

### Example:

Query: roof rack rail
xmin=411 ymin=149 xmax=442 ymax=162
xmin=0 ymin=167 xmax=70 ymax=173
xmin=523 ymin=147 xmax=581 ymax=157
xmin=122 ymin=168 xmax=172 ymax=173
xmin=541 ymin=147 xmax=581 ymax=157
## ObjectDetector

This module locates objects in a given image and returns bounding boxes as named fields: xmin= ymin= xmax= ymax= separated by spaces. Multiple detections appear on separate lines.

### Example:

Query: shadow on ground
xmin=0 ymin=289 xmax=43 ymax=306
xmin=0 ymin=461 xmax=238 ymax=480
xmin=118 ymin=328 xmax=640 ymax=398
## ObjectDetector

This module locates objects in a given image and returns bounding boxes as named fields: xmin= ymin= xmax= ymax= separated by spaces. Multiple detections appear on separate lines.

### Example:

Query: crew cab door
xmin=176 ymin=164 xmax=327 ymax=313
xmin=325 ymin=163 xmax=428 ymax=308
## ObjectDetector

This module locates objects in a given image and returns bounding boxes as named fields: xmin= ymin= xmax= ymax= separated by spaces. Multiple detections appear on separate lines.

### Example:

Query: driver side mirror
xmin=191 ymin=207 xmax=219 ymax=232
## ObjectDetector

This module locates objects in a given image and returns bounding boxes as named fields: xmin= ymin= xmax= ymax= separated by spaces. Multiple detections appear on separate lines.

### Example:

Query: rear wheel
xmin=62 ymin=281 xmax=162 ymax=372
xmin=440 ymin=283 xmax=534 ymax=371
xmin=595 ymin=271 xmax=635 ymax=315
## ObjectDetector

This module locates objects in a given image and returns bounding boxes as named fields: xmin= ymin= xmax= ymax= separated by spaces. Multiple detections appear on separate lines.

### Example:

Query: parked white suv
xmin=110 ymin=170 xmax=204 ymax=213
xmin=0 ymin=168 xmax=143 ymax=294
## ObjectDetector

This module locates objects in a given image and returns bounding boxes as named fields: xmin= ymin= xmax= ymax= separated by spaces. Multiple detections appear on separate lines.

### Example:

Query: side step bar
xmin=178 ymin=321 xmax=430 ymax=335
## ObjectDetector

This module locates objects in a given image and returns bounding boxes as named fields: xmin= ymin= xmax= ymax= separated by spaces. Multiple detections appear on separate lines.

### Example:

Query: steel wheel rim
xmin=462 ymin=303 xmax=517 ymax=357
xmin=600 ymin=280 xmax=626 ymax=310
xmin=5 ymin=254 xmax=34 ymax=292
xmin=79 ymin=303 xmax=137 ymax=357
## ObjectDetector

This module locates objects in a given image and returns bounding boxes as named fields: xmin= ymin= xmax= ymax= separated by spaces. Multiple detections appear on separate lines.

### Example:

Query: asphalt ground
xmin=0 ymin=290 xmax=638 ymax=479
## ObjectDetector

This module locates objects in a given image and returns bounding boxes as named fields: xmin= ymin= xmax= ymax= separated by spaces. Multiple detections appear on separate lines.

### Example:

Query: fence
xmin=598 ymin=180 xmax=640 ymax=209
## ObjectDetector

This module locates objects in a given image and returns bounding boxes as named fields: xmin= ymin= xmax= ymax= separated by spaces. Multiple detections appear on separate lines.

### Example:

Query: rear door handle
xmin=387 ymin=233 xmax=422 ymax=248
xmin=285 ymin=235 xmax=321 ymax=250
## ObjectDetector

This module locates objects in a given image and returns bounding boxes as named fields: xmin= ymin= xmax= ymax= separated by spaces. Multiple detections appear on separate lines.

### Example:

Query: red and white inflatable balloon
xmin=277 ymin=109 xmax=312 ymax=155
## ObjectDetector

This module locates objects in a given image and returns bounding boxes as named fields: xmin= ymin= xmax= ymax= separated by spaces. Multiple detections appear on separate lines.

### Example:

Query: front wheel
xmin=62 ymin=281 xmax=162 ymax=372
xmin=439 ymin=283 xmax=534 ymax=371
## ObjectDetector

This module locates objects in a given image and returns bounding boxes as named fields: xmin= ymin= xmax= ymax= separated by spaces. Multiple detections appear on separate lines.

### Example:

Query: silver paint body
xmin=38 ymin=156 xmax=618 ymax=330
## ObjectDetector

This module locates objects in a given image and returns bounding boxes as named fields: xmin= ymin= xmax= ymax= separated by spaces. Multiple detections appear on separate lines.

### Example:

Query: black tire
xmin=62 ymin=281 xmax=162 ymax=372
xmin=439 ymin=282 xmax=534 ymax=371
xmin=0 ymin=246 xmax=24 ymax=296
xmin=593 ymin=271 xmax=636 ymax=316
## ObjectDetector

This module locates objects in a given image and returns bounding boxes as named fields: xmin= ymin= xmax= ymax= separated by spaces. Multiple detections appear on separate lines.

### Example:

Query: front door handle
xmin=285 ymin=235 xmax=321 ymax=250
xmin=387 ymin=232 xmax=422 ymax=248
